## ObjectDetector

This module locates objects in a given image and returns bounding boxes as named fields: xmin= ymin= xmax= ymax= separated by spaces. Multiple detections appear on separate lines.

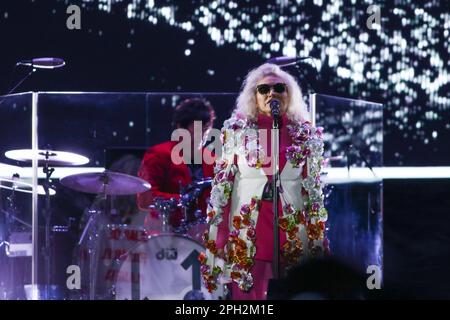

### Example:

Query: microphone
xmin=270 ymin=99 xmax=280 ymax=118
xmin=266 ymin=56 xmax=310 ymax=67
xmin=16 ymin=57 xmax=66 ymax=69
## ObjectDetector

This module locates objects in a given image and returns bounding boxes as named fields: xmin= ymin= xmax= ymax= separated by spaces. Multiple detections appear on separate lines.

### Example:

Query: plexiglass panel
xmin=0 ymin=91 xmax=383 ymax=299
xmin=0 ymin=92 xmax=33 ymax=299
xmin=312 ymin=93 xmax=383 ymax=281
xmin=1 ymin=92 xmax=237 ymax=299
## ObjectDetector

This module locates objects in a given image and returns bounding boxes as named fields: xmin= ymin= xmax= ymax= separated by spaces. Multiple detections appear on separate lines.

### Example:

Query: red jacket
xmin=137 ymin=141 xmax=215 ymax=227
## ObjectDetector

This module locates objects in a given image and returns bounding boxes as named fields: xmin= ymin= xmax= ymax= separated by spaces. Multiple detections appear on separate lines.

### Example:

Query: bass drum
xmin=112 ymin=234 xmax=224 ymax=300
xmin=75 ymin=222 xmax=151 ymax=300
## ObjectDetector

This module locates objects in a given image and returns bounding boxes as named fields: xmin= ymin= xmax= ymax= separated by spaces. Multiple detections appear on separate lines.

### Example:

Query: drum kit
xmin=0 ymin=149 xmax=220 ymax=300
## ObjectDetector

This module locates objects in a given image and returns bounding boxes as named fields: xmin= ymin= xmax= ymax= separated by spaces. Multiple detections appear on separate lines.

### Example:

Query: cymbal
xmin=182 ymin=178 xmax=212 ymax=194
xmin=60 ymin=171 xmax=151 ymax=195
xmin=193 ymin=178 xmax=212 ymax=187
xmin=5 ymin=149 xmax=89 ymax=166
xmin=0 ymin=177 xmax=56 ymax=196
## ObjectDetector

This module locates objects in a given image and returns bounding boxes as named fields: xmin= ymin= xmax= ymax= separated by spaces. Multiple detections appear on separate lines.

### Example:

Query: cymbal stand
xmin=88 ymin=176 xmax=110 ymax=300
xmin=179 ymin=191 xmax=194 ymax=234
xmin=179 ymin=182 xmax=207 ymax=233
xmin=0 ymin=174 xmax=34 ymax=230
xmin=152 ymin=198 xmax=178 ymax=233
xmin=41 ymin=151 xmax=55 ymax=300
xmin=87 ymin=210 xmax=99 ymax=301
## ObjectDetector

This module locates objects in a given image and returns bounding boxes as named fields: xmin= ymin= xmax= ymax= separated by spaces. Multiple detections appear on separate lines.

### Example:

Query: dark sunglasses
xmin=256 ymin=83 xmax=287 ymax=95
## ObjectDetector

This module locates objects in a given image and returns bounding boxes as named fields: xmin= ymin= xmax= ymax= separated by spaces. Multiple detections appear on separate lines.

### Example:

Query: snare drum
xmin=111 ymin=234 xmax=224 ymax=300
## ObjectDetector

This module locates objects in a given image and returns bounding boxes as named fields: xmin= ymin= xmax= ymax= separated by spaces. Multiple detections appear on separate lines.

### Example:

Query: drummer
xmin=137 ymin=98 xmax=216 ymax=236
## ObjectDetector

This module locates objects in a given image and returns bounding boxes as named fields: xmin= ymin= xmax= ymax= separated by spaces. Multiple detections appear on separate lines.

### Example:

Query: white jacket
xmin=200 ymin=113 xmax=329 ymax=292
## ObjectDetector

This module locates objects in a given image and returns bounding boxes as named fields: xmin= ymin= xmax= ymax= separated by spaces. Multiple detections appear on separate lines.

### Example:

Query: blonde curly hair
xmin=234 ymin=63 xmax=310 ymax=122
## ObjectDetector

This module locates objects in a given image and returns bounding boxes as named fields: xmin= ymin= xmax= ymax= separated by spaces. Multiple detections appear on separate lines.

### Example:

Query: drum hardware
xmin=59 ymin=170 xmax=218 ymax=299
xmin=61 ymin=171 xmax=151 ymax=241
xmin=6 ymin=231 xmax=32 ymax=257
xmin=1 ymin=174 xmax=43 ymax=260
xmin=0 ymin=174 xmax=33 ymax=300
xmin=176 ymin=178 xmax=211 ymax=237
xmin=179 ymin=189 xmax=202 ymax=233
xmin=150 ymin=197 xmax=179 ymax=233
xmin=0 ymin=177 xmax=56 ymax=197
xmin=179 ymin=178 xmax=212 ymax=207
xmin=66 ymin=175 xmax=216 ymax=299
xmin=143 ymin=178 xmax=212 ymax=241
xmin=5 ymin=148 xmax=89 ymax=300
xmin=1 ymin=175 xmax=40 ymax=232
xmin=60 ymin=170 xmax=150 ymax=300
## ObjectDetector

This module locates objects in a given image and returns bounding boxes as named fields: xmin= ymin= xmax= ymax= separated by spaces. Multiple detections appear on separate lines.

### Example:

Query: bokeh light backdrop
xmin=0 ymin=0 xmax=448 ymax=165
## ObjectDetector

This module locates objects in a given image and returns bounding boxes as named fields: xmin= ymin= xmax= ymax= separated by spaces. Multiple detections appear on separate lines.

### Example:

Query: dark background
xmin=0 ymin=0 xmax=449 ymax=166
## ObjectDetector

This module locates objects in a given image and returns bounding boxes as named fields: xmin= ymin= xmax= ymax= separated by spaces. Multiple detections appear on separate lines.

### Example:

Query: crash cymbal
xmin=0 ymin=177 xmax=56 ymax=196
xmin=60 ymin=171 xmax=151 ymax=195
xmin=5 ymin=149 xmax=89 ymax=166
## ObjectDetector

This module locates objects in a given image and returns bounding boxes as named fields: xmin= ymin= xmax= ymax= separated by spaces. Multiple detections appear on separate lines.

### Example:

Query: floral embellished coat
xmin=200 ymin=112 xmax=329 ymax=292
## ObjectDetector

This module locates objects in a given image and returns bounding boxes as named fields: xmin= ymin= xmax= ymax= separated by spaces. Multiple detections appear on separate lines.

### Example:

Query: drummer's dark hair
xmin=172 ymin=98 xmax=216 ymax=129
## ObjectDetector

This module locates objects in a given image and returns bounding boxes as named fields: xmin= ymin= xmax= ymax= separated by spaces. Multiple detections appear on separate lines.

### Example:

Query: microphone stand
xmin=0 ymin=67 xmax=36 ymax=107
xmin=1 ymin=58 xmax=64 ymax=106
xmin=271 ymin=115 xmax=281 ymax=280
